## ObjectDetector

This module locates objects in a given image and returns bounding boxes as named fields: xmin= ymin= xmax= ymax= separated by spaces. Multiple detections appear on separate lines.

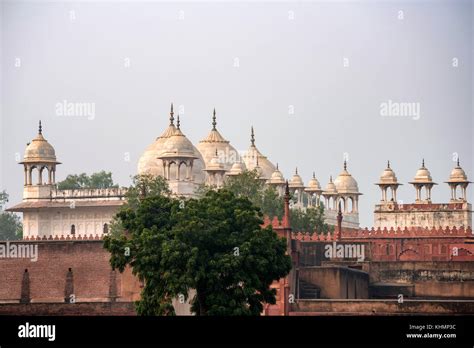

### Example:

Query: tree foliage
xmin=0 ymin=191 xmax=22 ymax=240
xmin=290 ymin=205 xmax=333 ymax=234
xmin=57 ymin=171 xmax=118 ymax=190
xmin=104 ymin=178 xmax=292 ymax=316
xmin=221 ymin=170 xmax=329 ymax=233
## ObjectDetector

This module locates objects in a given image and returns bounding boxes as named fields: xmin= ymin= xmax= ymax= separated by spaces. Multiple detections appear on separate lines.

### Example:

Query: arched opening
xmin=39 ymin=166 xmax=47 ymax=185
xmin=178 ymin=161 xmax=188 ymax=181
xmin=29 ymin=166 xmax=37 ymax=185
xmin=338 ymin=197 xmax=346 ymax=212
xmin=347 ymin=197 xmax=354 ymax=213
xmin=327 ymin=196 xmax=333 ymax=210
xmin=71 ymin=224 xmax=75 ymax=235
xmin=103 ymin=223 xmax=109 ymax=234
xmin=168 ymin=162 xmax=178 ymax=181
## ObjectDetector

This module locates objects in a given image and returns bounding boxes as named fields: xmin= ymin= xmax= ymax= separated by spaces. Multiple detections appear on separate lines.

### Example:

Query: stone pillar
xmin=38 ymin=167 xmax=43 ymax=185
xmin=28 ymin=167 xmax=33 ymax=186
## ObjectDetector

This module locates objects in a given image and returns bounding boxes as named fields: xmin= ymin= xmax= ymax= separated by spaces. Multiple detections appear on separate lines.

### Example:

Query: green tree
xmin=0 ymin=191 xmax=22 ymax=240
xmin=290 ymin=205 xmax=332 ymax=234
xmin=106 ymin=174 xmax=171 ymax=239
xmin=222 ymin=170 xmax=328 ymax=234
xmin=104 ymin=187 xmax=291 ymax=316
xmin=57 ymin=171 xmax=118 ymax=190
xmin=221 ymin=170 xmax=284 ymax=219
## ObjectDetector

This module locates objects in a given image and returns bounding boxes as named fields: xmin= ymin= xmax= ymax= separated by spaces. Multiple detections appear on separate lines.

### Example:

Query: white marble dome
xmin=242 ymin=127 xmax=276 ymax=180
xmin=196 ymin=109 xmax=240 ymax=171
xmin=334 ymin=162 xmax=359 ymax=194
xmin=22 ymin=121 xmax=59 ymax=164
xmin=137 ymin=106 xmax=205 ymax=184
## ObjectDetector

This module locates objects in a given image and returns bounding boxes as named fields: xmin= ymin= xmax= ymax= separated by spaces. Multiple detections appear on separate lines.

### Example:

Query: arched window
xmin=103 ymin=223 xmax=109 ymax=234
xmin=71 ymin=224 xmax=75 ymax=235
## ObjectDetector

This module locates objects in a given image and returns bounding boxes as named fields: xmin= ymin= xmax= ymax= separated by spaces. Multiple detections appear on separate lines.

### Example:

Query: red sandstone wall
xmin=0 ymin=240 xmax=139 ymax=303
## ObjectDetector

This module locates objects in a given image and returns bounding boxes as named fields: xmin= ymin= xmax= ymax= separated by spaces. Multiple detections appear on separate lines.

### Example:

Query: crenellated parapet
xmin=50 ymin=187 xmax=127 ymax=201
xmin=290 ymin=225 xmax=472 ymax=242
xmin=262 ymin=215 xmax=289 ymax=230
xmin=22 ymin=233 xmax=104 ymax=241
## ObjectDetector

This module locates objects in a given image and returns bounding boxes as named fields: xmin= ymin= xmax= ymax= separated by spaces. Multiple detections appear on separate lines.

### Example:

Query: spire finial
xmin=343 ymin=160 xmax=347 ymax=171
xmin=313 ymin=171 xmax=316 ymax=179
xmin=295 ymin=167 xmax=298 ymax=175
xmin=422 ymin=158 xmax=425 ymax=168
xmin=212 ymin=108 xmax=217 ymax=130
xmin=330 ymin=175 xmax=333 ymax=183
xmin=169 ymin=103 xmax=175 ymax=125
xmin=176 ymin=114 xmax=180 ymax=129
xmin=276 ymin=163 xmax=279 ymax=170
xmin=387 ymin=160 xmax=390 ymax=169
xmin=250 ymin=126 xmax=255 ymax=146
xmin=38 ymin=120 xmax=42 ymax=135
xmin=457 ymin=157 xmax=460 ymax=167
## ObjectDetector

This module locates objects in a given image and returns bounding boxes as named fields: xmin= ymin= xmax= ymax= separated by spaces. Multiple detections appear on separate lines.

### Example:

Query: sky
xmin=1 ymin=0 xmax=472 ymax=227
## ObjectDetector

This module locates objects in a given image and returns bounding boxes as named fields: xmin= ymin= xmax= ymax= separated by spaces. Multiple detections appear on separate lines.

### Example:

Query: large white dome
xmin=137 ymin=105 xmax=205 ymax=184
xmin=242 ymin=127 xmax=276 ymax=180
xmin=196 ymin=109 xmax=240 ymax=171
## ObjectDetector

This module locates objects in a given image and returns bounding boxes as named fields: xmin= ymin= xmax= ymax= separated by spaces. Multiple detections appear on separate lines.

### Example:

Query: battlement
xmin=262 ymin=215 xmax=290 ymax=230
xmin=374 ymin=202 xmax=470 ymax=212
xmin=22 ymin=233 xmax=104 ymax=241
xmin=50 ymin=187 xmax=127 ymax=201
xmin=292 ymin=226 xmax=473 ymax=242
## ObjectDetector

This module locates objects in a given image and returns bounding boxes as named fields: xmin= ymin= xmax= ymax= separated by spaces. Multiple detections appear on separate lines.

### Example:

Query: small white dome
xmin=289 ymin=167 xmax=305 ymax=188
xmin=227 ymin=161 xmax=246 ymax=176
xmin=267 ymin=164 xmax=285 ymax=185
xmin=411 ymin=159 xmax=434 ymax=183
xmin=324 ymin=176 xmax=338 ymax=195
xmin=334 ymin=161 xmax=359 ymax=193
xmin=446 ymin=159 xmax=470 ymax=183
xmin=21 ymin=121 xmax=60 ymax=164
xmin=306 ymin=172 xmax=322 ymax=192
xmin=377 ymin=161 xmax=399 ymax=185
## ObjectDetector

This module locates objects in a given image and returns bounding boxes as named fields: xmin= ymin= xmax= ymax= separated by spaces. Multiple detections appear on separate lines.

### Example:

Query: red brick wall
xmin=0 ymin=302 xmax=135 ymax=316
xmin=0 ymin=240 xmax=139 ymax=303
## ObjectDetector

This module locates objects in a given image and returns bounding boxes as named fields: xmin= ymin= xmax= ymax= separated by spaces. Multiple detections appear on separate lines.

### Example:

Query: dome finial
xmin=330 ymin=175 xmax=333 ymax=183
xmin=422 ymin=158 xmax=425 ymax=168
xmin=313 ymin=171 xmax=316 ymax=179
xmin=457 ymin=157 xmax=460 ymax=167
xmin=212 ymin=108 xmax=217 ymax=130
xmin=250 ymin=126 xmax=255 ymax=146
xmin=38 ymin=120 xmax=42 ymax=135
xmin=295 ymin=167 xmax=298 ymax=175
xmin=387 ymin=160 xmax=390 ymax=169
xmin=176 ymin=114 xmax=181 ymax=130
xmin=276 ymin=163 xmax=279 ymax=170
xmin=343 ymin=159 xmax=347 ymax=171
xmin=169 ymin=103 xmax=175 ymax=125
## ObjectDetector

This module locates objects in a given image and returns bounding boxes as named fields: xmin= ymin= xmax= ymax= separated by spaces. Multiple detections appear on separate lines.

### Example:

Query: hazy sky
xmin=1 ymin=0 xmax=472 ymax=227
